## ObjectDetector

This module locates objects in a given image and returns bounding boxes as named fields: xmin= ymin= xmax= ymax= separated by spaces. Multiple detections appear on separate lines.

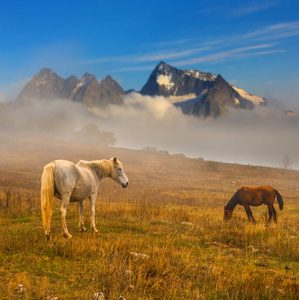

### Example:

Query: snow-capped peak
xmin=156 ymin=74 xmax=174 ymax=90
xmin=184 ymin=69 xmax=217 ymax=82
xmin=231 ymin=85 xmax=266 ymax=106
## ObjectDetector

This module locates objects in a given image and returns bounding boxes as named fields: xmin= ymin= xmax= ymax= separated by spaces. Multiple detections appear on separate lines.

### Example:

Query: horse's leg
xmin=60 ymin=195 xmax=72 ymax=239
xmin=244 ymin=204 xmax=256 ymax=223
xmin=243 ymin=204 xmax=251 ymax=221
xmin=89 ymin=194 xmax=98 ymax=233
xmin=269 ymin=205 xmax=277 ymax=223
xmin=78 ymin=201 xmax=86 ymax=232
xmin=267 ymin=205 xmax=273 ymax=223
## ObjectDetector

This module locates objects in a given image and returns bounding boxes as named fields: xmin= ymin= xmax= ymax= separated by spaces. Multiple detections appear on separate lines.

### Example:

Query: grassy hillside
xmin=0 ymin=135 xmax=298 ymax=299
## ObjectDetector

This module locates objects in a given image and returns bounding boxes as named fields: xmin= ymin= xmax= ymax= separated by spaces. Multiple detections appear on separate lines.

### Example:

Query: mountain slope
xmin=186 ymin=75 xmax=254 ymax=118
xmin=97 ymin=75 xmax=125 ymax=106
xmin=60 ymin=75 xmax=79 ymax=99
xmin=16 ymin=68 xmax=65 ymax=103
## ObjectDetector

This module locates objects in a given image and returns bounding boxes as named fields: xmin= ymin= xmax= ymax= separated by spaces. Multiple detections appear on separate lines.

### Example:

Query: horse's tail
xmin=41 ymin=162 xmax=55 ymax=240
xmin=274 ymin=189 xmax=284 ymax=211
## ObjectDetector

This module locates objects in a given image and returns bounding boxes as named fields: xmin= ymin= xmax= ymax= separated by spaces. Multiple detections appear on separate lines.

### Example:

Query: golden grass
xmin=0 ymin=135 xmax=298 ymax=299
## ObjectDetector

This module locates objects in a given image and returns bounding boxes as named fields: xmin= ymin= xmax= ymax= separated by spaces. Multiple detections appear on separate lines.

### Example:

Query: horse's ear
xmin=113 ymin=157 xmax=117 ymax=164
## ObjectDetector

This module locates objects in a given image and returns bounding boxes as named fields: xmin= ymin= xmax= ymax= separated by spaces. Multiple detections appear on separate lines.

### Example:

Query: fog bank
xmin=100 ymin=93 xmax=299 ymax=169
xmin=1 ymin=93 xmax=298 ymax=169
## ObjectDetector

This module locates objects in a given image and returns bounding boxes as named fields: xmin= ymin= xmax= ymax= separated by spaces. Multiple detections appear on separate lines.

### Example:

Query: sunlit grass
xmin=0 ymin=136 xmax=298 ymax=299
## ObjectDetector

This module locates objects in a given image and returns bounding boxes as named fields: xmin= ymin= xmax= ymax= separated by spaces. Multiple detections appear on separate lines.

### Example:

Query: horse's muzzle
xmin=122 ymin=182 xmax=129 ymax=188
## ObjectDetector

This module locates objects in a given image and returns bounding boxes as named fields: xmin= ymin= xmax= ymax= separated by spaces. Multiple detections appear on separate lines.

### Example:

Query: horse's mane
xmin=225 ymin=190 xmax=240 ymax=210
xmin=87 ymin=159 xmax=113 ymax=179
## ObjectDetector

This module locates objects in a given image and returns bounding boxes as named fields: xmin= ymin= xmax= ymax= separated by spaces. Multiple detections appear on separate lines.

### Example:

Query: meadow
xmin=0 ymin=135 xmax=298 ymax=299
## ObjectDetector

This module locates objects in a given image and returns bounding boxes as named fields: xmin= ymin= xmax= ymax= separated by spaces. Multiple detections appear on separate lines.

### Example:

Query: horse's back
xmin=241 ymin=186 xmax=275 ymax=195
xmin=53 ymin=160 xmax=80 ymax=197
xmin=54 ymin=160 xmax=79 ymax=179
xmin=239 ymin=186 xmax=276 ymax=205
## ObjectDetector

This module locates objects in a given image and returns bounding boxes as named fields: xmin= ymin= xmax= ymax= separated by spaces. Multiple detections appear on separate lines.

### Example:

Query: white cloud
xmin=132 ymin=48 xmax=210 ymax=63
xmin=243 ymin=21 xmax=299 ymax=40
xmin=96 ymin=93 xmax=299 ymax=169
xmin=171 ymin=44 xmax=276 ymax=66
xmin=108 ymin=92 xmax=182 ymax=121
xmin=114 ymin=46 xmax=285 ymax=73
xmin=148 ymin=38 xmax=198 ymax=48
xmin=112 ymin=65 xmax=156 ymax=72
xmin=69 ymin=20 xmax=296 ymax=77
xmin=75 ymin=48 xmax=210 ymax=67
xmin=231 ymin=1 xmax=280 ymax=17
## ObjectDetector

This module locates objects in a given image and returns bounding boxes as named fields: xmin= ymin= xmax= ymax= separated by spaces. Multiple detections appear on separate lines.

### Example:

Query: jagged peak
xmin=154 ymin=61 xmax=175 ymax=74
xmin=31 ymin=68 xmax=63 ymax=87
xmin=37 ymin=68 xmax=56 ymax=78
xmin=214 ymin=74 xmax=225 ymax=83
xmin=82 ymin=72 xmax=95 ymax=80
xmin=101 ymin=75 xmax=121 ymax=86
xmin=66 ymin=75 xmax=78 ymax=80
xmin=104 ymin=75 xmax=113 ymax=81
xmin=153 ymin=62 xmax=216 ymax=82
xmin=157 ymin=61 xmax=167 ymax=67
xmin=183 ymin=69 xmax=217 ymax=81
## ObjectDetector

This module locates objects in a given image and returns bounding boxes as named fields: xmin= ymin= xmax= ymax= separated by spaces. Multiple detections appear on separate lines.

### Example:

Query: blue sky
xmin=1 ymin=0 xmax=299 ymax=110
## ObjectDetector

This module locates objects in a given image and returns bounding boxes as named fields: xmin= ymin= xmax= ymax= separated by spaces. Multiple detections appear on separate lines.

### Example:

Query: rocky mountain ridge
xmin=141 ymin=61 xmax=266 ymax=118
xmin=16 ymin=68 xmax=125 ymax=108
xmin=16 ymin=62 xmax=271 ymax=118
xmin=140 ymin=61 xmax=216 ymax=97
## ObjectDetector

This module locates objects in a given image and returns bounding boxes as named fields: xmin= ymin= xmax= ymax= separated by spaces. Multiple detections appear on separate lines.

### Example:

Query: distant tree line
xmin=74 ymin=123 xmax=117 ymax=146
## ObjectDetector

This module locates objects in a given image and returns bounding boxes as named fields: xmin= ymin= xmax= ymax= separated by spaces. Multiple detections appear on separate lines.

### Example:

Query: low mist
xmin=1 ymin=92 xmax=298 ymax=169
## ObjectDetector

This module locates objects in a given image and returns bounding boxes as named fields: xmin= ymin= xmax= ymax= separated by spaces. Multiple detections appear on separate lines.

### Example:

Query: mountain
xmin=140 ymin=61 xmax=215 ymax=97
xmin=16 ymin=68 xmax=125 ymax=108
xmin=60 ymin=75 xmax=79 ymax=99
xmin=97 ymin=75 xmax=126 ymax=106
xmin=16 ymin=63 xmax=270 ymax=118
xmin=186 ymin=75 xmax=254 ymax=118
xmin=141 ymin=61 xmax=266 ymax=118
xmin=16 ymin=68 xmax=65 ymax=103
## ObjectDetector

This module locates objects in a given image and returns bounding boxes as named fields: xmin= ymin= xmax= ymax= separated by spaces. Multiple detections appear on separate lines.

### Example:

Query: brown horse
xmin=224 ymin=186 xmax=283 ymax=223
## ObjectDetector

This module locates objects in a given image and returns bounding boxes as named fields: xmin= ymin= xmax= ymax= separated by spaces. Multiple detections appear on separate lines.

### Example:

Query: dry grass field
xmin=0 ymin=134 xmax=298 ymax=299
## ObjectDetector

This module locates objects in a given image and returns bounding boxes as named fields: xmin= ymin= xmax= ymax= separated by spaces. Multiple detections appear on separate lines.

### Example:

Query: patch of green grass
xmin=10 ymin=216 xmax=31 ymax=223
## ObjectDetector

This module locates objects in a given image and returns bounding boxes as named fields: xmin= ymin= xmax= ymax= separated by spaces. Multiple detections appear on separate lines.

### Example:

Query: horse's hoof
xmin=91 ymin=228 xmax=99 ymax=233
xmin=45 ymin=234 xmax=51 ymax=241
xmin=62 ymin=233 xmax=72 ymax=239
xmin=79 ymin=227 xmax=87 ymax=232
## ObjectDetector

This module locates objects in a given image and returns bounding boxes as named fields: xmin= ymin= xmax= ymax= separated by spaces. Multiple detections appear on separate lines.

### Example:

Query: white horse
xmin=41 ymin=157 xmax=128 ymax=240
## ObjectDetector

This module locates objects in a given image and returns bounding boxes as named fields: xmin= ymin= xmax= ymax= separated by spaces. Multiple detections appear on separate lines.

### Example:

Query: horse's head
xmin=223 ymin=206 xmax=233 ymax=221
xmin=110 ymin=157 xmax=129 ymax=188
